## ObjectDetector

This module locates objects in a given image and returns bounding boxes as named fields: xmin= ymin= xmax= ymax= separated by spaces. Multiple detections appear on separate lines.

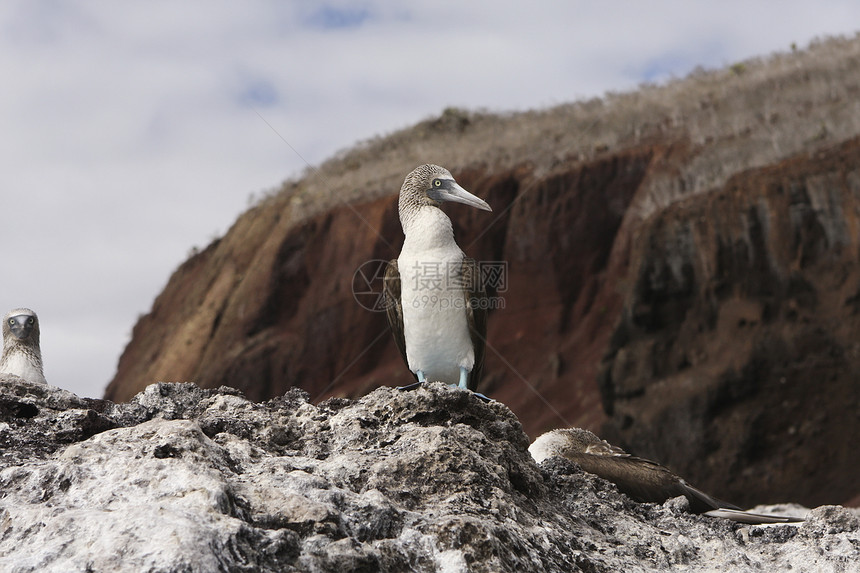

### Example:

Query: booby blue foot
xmin=451 ymin=367 xmax=493 ymax=402
xmin=457 ymin=367 xmax=469 ymax=390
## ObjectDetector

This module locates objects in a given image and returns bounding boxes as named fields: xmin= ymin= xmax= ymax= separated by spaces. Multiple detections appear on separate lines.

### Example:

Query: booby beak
xmin=8 ymin=315 xmax=34 ymax=340
xmin=429 ymin=180 xmax=492 ymax=212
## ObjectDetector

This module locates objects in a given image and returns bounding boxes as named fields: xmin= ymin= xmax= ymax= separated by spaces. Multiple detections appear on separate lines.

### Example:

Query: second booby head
xmin=383 ymin=164 xmax=492 ymax=392
xmin=0 ymin=308 xmax=47 ymax=384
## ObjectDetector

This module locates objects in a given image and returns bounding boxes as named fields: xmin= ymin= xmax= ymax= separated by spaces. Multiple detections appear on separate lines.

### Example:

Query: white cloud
xmin=1 ymin=1 xmax=858 ymax=398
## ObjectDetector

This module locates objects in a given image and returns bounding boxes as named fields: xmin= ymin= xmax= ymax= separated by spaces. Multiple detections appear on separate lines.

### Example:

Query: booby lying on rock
xmin=0 ymin=308 xmax=47 ymax=384
xmin=384 ymin=164 xmax=491 ymax=393
xmin=530 ymin=428 xmax=804 ymax=524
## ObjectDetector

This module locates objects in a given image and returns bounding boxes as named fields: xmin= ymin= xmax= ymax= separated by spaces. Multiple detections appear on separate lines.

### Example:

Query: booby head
xmin=529 ymin=428 xmax=626 ymax=462
xmin=3 ymin=308 xmax=40 ymax=343
xmin=1 ymin=307 xmax=46 ymax=384
xmin=398 ymin=164 xmax=491 ymax=230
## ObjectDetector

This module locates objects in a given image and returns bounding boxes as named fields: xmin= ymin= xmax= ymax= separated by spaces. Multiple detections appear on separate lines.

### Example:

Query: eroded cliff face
xmin=599 ymin=137 xmax=860 ymax=508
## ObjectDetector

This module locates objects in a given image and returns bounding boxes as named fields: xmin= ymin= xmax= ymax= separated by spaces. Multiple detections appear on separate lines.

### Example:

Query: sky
xmin=2 ymin=1 xmax=859 ymax=399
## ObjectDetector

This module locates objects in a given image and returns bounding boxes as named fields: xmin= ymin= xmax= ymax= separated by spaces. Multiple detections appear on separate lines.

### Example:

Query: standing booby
xmin=0 ymin=308 xmax=47 ymax=384
xmin=530 ymin=428 xmax=804 ymax=524
xmin=383 ymin=164 xmax=492 ymax=392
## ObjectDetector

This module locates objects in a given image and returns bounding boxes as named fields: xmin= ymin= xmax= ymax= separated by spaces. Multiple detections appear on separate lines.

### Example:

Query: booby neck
xmin=397 ymin=164 xmax=489 ymax=251
xmin=399 ymin=206 xmax=459 ymax=252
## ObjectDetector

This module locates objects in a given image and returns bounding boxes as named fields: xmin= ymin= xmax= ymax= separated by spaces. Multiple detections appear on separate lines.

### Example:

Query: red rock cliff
xmin=599 ymin=137 xmax=860 ymax=508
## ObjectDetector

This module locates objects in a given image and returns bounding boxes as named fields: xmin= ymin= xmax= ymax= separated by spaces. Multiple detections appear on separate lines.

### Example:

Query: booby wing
xmin=588 ymin=454 xmax=800 ymax=521
xmin=579 ymin=438 xmax=740 ymax=512
xmin=461 ymin=257 xmax=487 ymax=391
xmin=568 ymin=451 xmax=714 ymax=508
xmin=382 ymin=259 xmax=414 ymax=382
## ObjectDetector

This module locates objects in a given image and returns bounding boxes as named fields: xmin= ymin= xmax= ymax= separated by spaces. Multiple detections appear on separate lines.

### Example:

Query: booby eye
xmin=27 ymin=317 xmax=35 ymax=325
xmin=7 ymin=319 xmax=13 ymax=326
xmin=433 ymin=179 xmax=442 ymax=188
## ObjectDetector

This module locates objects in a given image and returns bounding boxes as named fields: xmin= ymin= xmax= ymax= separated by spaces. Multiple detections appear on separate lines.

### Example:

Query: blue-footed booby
xmin=383 ymin=164 xmax=491 ymax=392
xmin=530 ymin=428 xmax=805 ymax=524
xmin=0 ymin=308 xmax=47 ymax=384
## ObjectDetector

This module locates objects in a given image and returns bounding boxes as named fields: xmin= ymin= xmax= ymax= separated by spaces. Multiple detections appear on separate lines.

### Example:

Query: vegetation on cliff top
xmin=247 ymin=34 xmax=860 ymax=228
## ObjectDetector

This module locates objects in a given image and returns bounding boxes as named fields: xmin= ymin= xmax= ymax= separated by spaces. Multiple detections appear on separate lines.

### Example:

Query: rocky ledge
xmin=0 ymin=375 xmax=856 ymax=572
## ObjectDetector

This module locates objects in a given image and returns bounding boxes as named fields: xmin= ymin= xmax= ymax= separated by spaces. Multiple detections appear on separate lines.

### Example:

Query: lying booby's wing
xmin=570 ymin=450 xmax=735 ymax=512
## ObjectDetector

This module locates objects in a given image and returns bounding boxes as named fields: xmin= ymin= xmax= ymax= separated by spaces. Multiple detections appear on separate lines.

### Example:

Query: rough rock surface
xmin=1 ymin=376 xmax=855 ymax=572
